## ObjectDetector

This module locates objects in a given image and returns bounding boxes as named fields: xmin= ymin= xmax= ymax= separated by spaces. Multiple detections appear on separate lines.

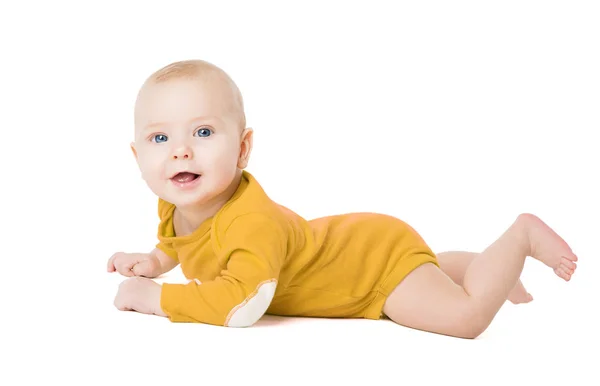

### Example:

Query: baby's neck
xmin=173 ymin=205 xmax=216 ymax=236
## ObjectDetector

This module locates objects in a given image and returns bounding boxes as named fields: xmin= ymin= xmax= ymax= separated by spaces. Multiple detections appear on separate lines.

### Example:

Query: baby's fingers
xmin=131 ymin=258 xmax=159 ymax=278
xmin=107 ymin=252 xmax=120 ymax=272
xmin=111 ymin=254 xmax=137 ymax=277
xmin=116 ymin=263 xmax=136 ymax=277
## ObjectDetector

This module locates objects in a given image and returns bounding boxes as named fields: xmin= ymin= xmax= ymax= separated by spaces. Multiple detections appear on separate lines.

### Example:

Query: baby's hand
xmin=107 ymin=252 xmax=161 ymax=278
xmin=113 ymin=277 xmax=166 ymax=317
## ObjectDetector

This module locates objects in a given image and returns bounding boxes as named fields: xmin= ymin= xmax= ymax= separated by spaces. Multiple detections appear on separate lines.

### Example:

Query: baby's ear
xmin=130 ymin=142 xmax=138 ymax=160
xmin=237 ymin=127 xmax=254 ymax=169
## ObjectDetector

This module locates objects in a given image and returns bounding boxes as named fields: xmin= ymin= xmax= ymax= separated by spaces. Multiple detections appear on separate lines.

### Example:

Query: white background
xmin=1 ymin=1 xmax=598 ymax=385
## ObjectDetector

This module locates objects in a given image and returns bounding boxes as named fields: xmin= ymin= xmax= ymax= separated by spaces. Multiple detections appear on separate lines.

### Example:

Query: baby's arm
xmin=147 ymin=248 xmax=179 ymax=277
xmin=160 ymin=213 xmax=286 ymax=327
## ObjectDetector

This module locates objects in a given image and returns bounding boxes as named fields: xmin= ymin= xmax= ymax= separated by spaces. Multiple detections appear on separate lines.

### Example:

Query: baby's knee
xmin=451 ymin=304 xmax=490 ymax=339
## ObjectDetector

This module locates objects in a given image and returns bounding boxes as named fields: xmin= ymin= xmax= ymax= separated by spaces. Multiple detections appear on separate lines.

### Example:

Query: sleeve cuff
xmin=160 ymin=283 xmax=183 ymax=322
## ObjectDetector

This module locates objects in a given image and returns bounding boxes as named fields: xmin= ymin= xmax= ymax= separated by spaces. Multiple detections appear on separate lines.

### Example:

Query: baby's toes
xmin=526 ymin=293 xmax=534 ymax=302
xmin=560 ymin=263 xmax=574 ymax=275
xmin=555 ymin=267 xmax=571 ymax=281
xmin=560 ymin=257 xmax=577 ymax=271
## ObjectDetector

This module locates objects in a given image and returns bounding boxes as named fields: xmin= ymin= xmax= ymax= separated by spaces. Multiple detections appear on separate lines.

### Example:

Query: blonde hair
xmin=139 ymin=59 xmax=246 ymax=131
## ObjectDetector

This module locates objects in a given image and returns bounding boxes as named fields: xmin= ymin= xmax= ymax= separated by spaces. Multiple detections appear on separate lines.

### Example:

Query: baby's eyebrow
xmin=188 ymin=115 xmax=222 ymax=125
xmin=142 ymin=122 xmax=168 ymax=132
xmin=142 ymin=116 xmax=221 ymax=132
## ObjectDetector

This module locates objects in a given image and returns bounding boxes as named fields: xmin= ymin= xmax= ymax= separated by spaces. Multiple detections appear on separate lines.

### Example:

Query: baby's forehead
xmin=134 ymin=60 xmax=245 ymax=133
xmin=135 ymin=81 xmax=242 ymax=134
xmin=136 ymin=79 xmax=233 ymax=116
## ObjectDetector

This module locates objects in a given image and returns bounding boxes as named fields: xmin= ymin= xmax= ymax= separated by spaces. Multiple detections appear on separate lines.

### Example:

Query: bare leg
xmin=382 ymin=213 xmax=578 ymax=339
xmin=437 ymin=251 xmax=534 ymax=304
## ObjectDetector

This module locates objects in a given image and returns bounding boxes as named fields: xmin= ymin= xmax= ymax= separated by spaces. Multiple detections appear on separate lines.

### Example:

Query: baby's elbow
xmin=224 ymin=280 xmax=278 ymax=327
xmin=225 ymin=306 xmax=267 ymax=327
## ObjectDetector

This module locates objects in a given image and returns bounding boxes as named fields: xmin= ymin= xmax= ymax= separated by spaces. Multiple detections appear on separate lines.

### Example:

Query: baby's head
xmin=131 ymin=59 xmax=253 ymax=209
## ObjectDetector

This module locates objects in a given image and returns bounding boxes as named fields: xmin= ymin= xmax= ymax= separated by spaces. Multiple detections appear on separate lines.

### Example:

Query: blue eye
xmin=152 ymin=134 xmax=168 ymax=143
xmin=195 ymin=128 xmax=212 ymax=137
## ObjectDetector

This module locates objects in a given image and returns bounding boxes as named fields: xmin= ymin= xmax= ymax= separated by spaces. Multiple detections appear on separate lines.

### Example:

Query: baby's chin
xmin=160 ymin=191 xmax=206 ymax=208
xmin=162 ymin=186 xmax=221 ymax=208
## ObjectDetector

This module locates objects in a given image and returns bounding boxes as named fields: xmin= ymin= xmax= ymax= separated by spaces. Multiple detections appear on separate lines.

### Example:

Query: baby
xmin=107 ymin=59 xmax=578 ymax=339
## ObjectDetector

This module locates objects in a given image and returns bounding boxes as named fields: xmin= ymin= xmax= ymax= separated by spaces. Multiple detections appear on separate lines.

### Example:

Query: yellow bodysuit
xmin=158 ymin=170 xmax=439 ymax=327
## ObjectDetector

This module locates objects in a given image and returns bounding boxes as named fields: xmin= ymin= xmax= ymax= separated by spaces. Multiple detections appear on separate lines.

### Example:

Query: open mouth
xmin=170 ymin=172 xmax=201 ymax=184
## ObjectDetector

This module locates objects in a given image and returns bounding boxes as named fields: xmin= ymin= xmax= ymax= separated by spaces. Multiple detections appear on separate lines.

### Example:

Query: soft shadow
xmin=252 ymin=314 xmax=309 ymax=327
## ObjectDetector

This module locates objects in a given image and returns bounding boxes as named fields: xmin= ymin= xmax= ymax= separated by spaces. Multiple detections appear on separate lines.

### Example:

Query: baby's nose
xmin=172 ymin=146 xmax=193 ymax=159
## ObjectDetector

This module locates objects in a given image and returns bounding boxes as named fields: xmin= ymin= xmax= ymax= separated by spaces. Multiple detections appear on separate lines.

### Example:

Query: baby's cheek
xmin=140 ymin=165 xmax=165 ymax=190
xmin=218 ymin=151 xmax=241 ymax=175
xmin=219 ymin=145 xmax=242 ymax=165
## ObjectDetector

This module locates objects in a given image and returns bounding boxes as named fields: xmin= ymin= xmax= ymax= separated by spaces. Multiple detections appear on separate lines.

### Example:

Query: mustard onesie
xmin=158 ymin=170 xmax=439 ymax=327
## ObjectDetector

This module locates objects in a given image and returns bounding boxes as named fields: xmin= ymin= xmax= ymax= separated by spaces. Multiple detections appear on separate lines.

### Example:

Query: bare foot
xmin=507 ymin=279 xmax=533 ymax=304
xmin=521 ymin=213 xmax=578 ymax=281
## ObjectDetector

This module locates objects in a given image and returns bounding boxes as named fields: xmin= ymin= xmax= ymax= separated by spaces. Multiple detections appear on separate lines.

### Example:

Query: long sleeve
xmin=160 ymin=213 xmax=288 ymax=327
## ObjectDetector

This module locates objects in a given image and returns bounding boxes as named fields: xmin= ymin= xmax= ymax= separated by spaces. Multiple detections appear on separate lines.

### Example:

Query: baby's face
xmin=132 ymin=78 xmax=246 ymax=209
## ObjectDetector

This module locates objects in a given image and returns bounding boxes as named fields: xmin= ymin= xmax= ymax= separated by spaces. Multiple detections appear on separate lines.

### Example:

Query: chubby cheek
xmin=211 ymin=144 xmax=241 ymax=179
xmin=138 ymin=154 xmax=168 ymax=189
